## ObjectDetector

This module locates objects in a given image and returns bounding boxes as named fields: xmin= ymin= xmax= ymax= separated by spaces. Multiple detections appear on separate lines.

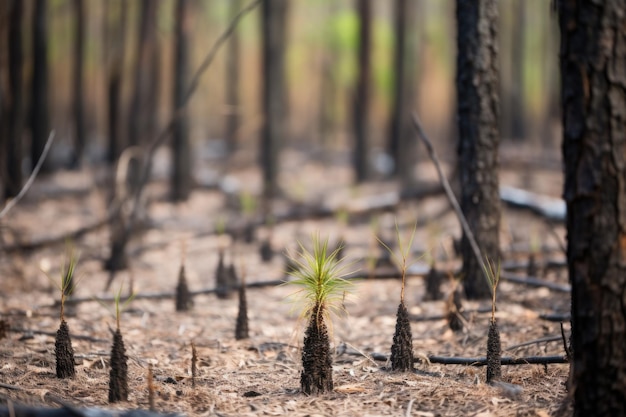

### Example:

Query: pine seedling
xmin=287 ymin=234 xmax=354 ymax=395
xmin=105 ymin=285 xmax=135 ymax=403
xmin=483 ymin=258 xmax=502 ymax=383
xmin=379 ymin=221 xmax=417 ymax=372
xmin=51 ymin=247 xmax=80 ymax=379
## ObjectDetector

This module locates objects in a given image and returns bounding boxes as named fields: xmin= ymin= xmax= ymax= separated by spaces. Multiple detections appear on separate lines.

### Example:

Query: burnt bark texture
xmin=260 ymin=0 xmax=288 ymax=201
xmin=389 ymin=0 xmax=418 ymax=185
xmin=30 ymin=0 xmax=50 ymax=173
xmin=390 ymin=302 xmax=414 ymax=371
xmin=486 ymin=318 xmax=501 ymax=383
xmin=225 ymin=0 xmax=242 ymax=153
xmin=171 ymin=0 xmax=192 ymax=202
xmin=301 ymin=306 xmax=333 ymax=395
xmin=456 ymin=0 xmax=501 ymax=299
xmin=175 ymin=265 xmax=192 ymax=312
xmin=109 ymin=328 xmax=129 ymax=403
xmin=71 ymin=0 xmax=86 ymax=168
xmin=559 ymin=1 xmax=626 ymax=415
xmin=447 ymin=287 xmax=464 ymax=332
xmin=353 ymin=0 xmax=372 ymax=183
xmin=106 ymin=0 xmax=128 ymax=164
xmin=4 ymin=0 xmax=24 ymax=199
xmin=55 ymin=320 xmax=76 ymax=379
xmin=235 ymin=282 xmax=249 ymax=340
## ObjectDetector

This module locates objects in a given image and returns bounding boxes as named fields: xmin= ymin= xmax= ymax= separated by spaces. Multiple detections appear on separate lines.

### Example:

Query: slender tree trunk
xmin=389 ymin=0 xmax=418 ymax=185
xmin=560 ymin=1 xmax=626 ymax=415
xmin=225 ymin=0 xmax=242 ymax=154
xmin=506 ymin=0 xmax=526 ymax=141
xmin=171 ymin=0 xmax=192 ymax=202
xmin=5 ymin=0 xmax=24 ymax=198
xmin=260 ymin=0 xmax=288 ymax=202
xmin=127 ymin=0 xmax=159 ymax=188
xmin=318 ymin=2 xmax=340 ymax=151
xmin=106 ymin=0 xmax=128 ymax=165
xmin=353 ymin=0 xmax=371 ymax=183
xmin=30 ymin=0 xmax=50 ymax=173
xmin=71 ymin=0 xmax=86 ymax=168
xmin=456 ymin=0 xmax=501 ymax=300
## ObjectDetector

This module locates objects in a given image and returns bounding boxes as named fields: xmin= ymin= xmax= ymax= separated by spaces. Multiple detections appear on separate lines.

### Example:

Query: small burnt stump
xmin=175 ymin=265 xmax=193 ymax=311
xmin=235 ymin=284 xmax=249 ymax=340
xmin=301 ymin=314 xmax=333 ymax=395
xmin=55 ymin=320 xmax=76 ymax=378
xmin=390 ymin=302 xmax=414 ymax=371
xmin=486 ymin=319 xmax=502 ymax=383
xmin=109 ymin=328 xmax=129 ymax=403
xmin=447 ymin=288 xmax=464 ymax=332
xmin=424 ymin=264 xmax=443 ymax=301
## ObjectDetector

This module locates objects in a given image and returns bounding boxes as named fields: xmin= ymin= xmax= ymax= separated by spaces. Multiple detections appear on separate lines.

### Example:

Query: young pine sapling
xmin=379 ymin=223 xmax=417 ymax=372
xmin=484 ymin=259 xmax=502 ymax=383
xmin=287 ymin=235 xmax=353 ymax=395
xmin=53 ymin=248 xmax=80 ymax=379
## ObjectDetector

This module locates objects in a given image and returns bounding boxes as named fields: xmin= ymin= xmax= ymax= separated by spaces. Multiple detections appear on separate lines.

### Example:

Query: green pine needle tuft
xmin=286 ymin=234 xmax=354 ymax=322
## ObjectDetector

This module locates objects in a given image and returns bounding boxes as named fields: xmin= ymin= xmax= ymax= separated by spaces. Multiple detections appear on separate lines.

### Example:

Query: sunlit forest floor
xmin=0 ymin=144 xmax=571 ymax=416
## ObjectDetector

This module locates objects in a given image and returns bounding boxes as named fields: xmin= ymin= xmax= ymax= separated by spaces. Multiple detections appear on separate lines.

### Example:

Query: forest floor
xmin=0 ymin=146 xmax=572 ymax=416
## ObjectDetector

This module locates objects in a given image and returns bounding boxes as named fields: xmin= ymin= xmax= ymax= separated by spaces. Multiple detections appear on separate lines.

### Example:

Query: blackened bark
xmin=171 ymin=0 xmax=192 ymax=202
xmin=225 ymin=0 xmax=242 ymax=154
xmin=30 ymin=0 xmax=50 ymax=173
xmin=389 ymin=0 xmax=418 ymax=185
xmin=486 ymin=319 xmax=501 ymax=383
xmin=559 ymin=1 xmax=626 ymax=415
xmin=353 ymin=0 xmax=372 ymax=183
xmin=235 ymin=282 xmax=249 ymax=340
xmin=55 ymin=320 xmax=76 ymax=379
xmin=71 ymin=0 xmax=86 ymax=168
xmin=109 ymin=328 xmax=129 ymax=403
xmin=175 ymin=264 xmax=192 ymax=312
xmin=106 ymin=0 xmax=128 ymax=164
xmin=260 ymin=0 xmax=288 ymax=201
xmin=5 ymin=0 xmax=24 ymax=198
xmin=301 ymin=306 xmax=333 ymax=395
xmin=390 ymin=302 xmax=414 ymax=371
xmin=456 ymin=0 xmax=501 ymax=299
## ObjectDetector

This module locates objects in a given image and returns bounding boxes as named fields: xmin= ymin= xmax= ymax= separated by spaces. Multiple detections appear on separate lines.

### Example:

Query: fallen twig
xmin=367 ymin=352 xmax=567 ymax=366
xmin=0 ymin=131 xmax=55 ymax=220
xmin=8 ymin=327 xmax=108 ymax=343
xmin=500 ymin=272 xmax=571 ymax=292
xmin=505 ymin=335 xmax=563 ymax=351
xmin=539 ymin=312 xmax=571 ymax=322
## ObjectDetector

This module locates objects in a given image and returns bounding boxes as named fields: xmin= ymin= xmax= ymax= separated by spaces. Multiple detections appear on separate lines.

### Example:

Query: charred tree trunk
xmin=560 ymin=1 xmax=626 ymax=415
xmin=225 ymin=0 xmax=242 ymax=154
xmin=71 ymin=0 xmax=86 ymax=168
xmin=503 ymin=0 xmax=526 ymax=141
xmin=127 ymin=0 xmax=159 ymax=189
xmin=106 ymin=0 xmax=128 ymax=164
xmin=456 ymin=0 xmax=501 ymax=300
xmin=171 ymin=0 xmax=192 ymax=202
xmin=4 ymin=0 xmax=24 ymax=198
xmin=30 ymin=0 xmax=50 ymax=173
xmin=389 ymin=0 xmax=418 ymax=185
xmin=260 ymin=0 xmax=288 ymax=202
xmin=353 ymin=0 xmax=372 ymax=183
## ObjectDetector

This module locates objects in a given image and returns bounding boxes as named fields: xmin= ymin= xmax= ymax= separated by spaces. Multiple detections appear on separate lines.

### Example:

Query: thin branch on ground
xmin=505 ymin=335 xmax=563 ymax=351
xmin=411 ymin=113 xmax=491 ymax=291
xmin=426 ymin=355 xmax=568 ymax=366
xmin=0 ymin=131 xmax=55 ymax=220
xmin=500 ymin=272 xmax=571 ymax=292
xmin=8 ymin=327 xmax=108 ymax=343
xmin=539 ymin=312 xmax=571 ymax=322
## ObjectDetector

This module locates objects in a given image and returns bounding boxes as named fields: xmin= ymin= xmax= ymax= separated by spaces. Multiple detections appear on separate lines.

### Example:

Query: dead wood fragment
xmin=500 ymin=272 xmax=570 ymax=292
xmin=191 ymin=343 xmax=197 ymax=388
xmin=426 ymin=355 xmax=568 ymax=366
